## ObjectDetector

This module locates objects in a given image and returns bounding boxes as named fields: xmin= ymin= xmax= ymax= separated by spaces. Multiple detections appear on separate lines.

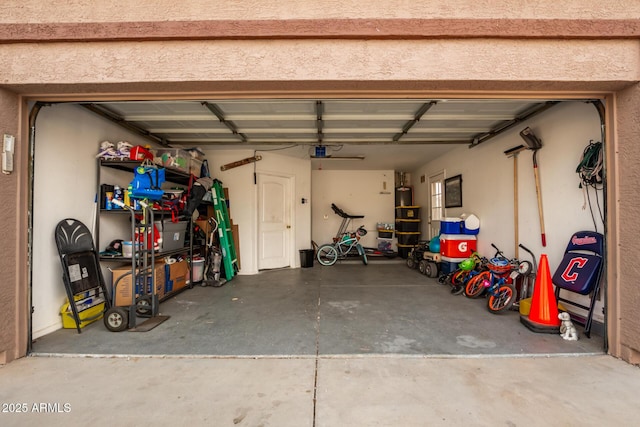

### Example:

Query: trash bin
xmin=299 ymin=249 xmax=315 ymax=268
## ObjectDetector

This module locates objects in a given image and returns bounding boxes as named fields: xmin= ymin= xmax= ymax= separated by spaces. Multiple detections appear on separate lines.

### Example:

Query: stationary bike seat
xmin=331 ymin=203 xmax=364 ymax=219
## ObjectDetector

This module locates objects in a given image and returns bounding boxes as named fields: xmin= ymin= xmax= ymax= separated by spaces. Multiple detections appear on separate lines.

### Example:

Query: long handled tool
xmin=504 ymin=144 xmax=527 ymax=258
xmin=519 ymin=127 xmax=546 ymax=247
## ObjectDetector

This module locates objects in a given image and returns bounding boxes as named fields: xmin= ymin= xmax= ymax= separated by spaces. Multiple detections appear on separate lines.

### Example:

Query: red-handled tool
xmin=520 ymin=127 xmax=546 ymax=247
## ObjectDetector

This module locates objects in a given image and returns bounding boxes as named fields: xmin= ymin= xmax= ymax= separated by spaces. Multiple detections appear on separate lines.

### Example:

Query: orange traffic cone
xmin=520 ymin=254 xmax=561 ymax=333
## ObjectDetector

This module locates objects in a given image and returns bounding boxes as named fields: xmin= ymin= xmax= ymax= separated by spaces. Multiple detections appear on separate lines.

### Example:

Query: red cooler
xmin=440 ymin=234 xmax=477 ymax=258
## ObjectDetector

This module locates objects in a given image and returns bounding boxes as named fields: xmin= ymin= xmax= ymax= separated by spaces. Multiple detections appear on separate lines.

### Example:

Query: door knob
xmin=286 ymin=225 xmax=291 ymax=229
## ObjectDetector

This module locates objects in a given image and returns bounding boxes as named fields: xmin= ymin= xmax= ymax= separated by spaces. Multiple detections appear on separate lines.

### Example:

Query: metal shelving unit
xmin=96 ymin=158 xmax=197 ymax=314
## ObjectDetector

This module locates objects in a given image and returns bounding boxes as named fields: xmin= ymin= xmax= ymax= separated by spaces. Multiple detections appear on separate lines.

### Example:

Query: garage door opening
xmin=27 ymin=96 xmax=608 ymax=358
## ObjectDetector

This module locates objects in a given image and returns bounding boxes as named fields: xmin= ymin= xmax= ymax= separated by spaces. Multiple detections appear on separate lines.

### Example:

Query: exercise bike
xmin=316 ymin=203 xmax=368 ymax=266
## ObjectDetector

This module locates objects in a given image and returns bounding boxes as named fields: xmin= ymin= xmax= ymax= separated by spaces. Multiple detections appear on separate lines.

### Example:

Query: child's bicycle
xmin=316 ymin=225 xmax=368 ymax=266
xmin=464 ymin=243 xmax=533 ymax=314
xmin=449 ymin=252 xmax=488 ymax=295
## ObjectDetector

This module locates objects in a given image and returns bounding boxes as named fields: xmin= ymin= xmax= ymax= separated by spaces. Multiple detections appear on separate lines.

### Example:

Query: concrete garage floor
xmin=7 ymin=264 xmax=639 ymax=426
xmin=32 ymin=262 xmax=604 ymax=356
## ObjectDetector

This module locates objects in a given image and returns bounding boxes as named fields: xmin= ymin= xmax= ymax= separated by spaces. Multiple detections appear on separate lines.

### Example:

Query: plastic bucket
xmin=121 ymin=241 xmax=141 ymax=258
xmin=192 ymin=258 xmax=205 ymax=282
xmin=300 ymin=249 xmax=315 ymax=268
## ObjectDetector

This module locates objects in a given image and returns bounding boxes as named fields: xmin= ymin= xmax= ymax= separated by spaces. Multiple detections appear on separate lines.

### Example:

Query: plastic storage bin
xmin=192 ymin=257 xmax=205 ymax=282
xmin=396 ymin=206 xmax=421 ymax=219
xmin=189 ymin=157 xmax=203 ymax=177
xmin=396 ymin=219 xmax=421 ymax=232
xmin=377 ymin=229 xmax=394 ymax=238
xmin=154 ymin=220 xmax=188 ymax=251
xmin=377 ymin=238 xmax=393 ymax=251
xmin=396 ymin=232 xmax=421 ymax=245
xmin=155 ymin=148 xmax=190 ymax=173
xmin=439 ymin=234 xmax=477 ymax=258
xmin=397 ymin=243 xmax=417 ymax=259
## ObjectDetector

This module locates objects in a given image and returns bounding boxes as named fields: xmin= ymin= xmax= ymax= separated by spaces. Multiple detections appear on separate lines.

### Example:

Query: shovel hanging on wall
xmin=519 ymin=127 xmax=546 ymax=247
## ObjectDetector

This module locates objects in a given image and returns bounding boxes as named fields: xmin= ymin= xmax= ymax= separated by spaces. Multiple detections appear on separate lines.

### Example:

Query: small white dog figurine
xmin=559 ymin=312 xmax=579 ymax=341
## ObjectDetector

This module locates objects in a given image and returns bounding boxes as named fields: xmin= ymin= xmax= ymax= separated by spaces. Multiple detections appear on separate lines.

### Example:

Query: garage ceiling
xmin=81 ymin=99 xmax=559 ymax=171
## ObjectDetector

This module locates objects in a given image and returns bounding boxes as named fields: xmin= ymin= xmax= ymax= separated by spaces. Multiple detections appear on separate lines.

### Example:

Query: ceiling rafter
xmin=469 ymin=101 xmax=561 ymax=148
xmin=392 ymin=101 xmax=438 ymax=142
xmin=316 ymin=100 xmax=324 ymax=144
xmin=201 ymin=101 xmax=248 ymax=143
xmin=79 ymin=103 xmax=171 ymax=147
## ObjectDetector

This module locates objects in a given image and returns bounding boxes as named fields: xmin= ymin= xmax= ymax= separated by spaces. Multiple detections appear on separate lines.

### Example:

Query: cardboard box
xmin=111 ymin=263 xmax=165 ymax=306
xmin=165 ymin=259 xmax=189 ymax=294
xmin=232 ymin=221 xmax=240 ymax=270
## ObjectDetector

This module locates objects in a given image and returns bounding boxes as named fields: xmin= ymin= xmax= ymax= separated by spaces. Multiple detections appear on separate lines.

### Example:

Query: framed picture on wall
xmin=444 ymin=174 xmax=463 ymax=208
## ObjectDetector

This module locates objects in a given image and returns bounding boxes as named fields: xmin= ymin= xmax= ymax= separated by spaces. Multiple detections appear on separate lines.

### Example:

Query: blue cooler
xmin=440 ymin=255 xmax=467 ymax=275
xmin=440 ymin=217 xmax=462 ymax=234
xmin=462 ymin=214 xmax=480 ymax=235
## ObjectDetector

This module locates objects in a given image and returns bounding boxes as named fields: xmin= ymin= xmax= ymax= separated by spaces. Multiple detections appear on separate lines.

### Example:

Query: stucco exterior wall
xmin=0 ymin=89 xmax=22 ymax=364
xmin=2 ymin=0 xmax=639 ymax=22
xmin=616 ymin=84 xmax=640 ymax=364
xmin=1 ymin=40 xmax=638 ymax=89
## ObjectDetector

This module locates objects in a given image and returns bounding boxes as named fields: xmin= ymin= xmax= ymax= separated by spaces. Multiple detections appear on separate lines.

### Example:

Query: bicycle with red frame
xmin=464 ymin=243 xmax=532 ymax=314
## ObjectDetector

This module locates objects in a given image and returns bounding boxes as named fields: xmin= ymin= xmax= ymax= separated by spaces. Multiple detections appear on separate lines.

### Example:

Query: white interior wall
xmin=32 ymin=104 xmax=152 ymax=338
xmin=203 ymin=149 xmax=312 ymax=274
xmin=311 ymin=170 xmax=396 ymax=249
xmin=412 ymin=101 xmax=605 ymax=321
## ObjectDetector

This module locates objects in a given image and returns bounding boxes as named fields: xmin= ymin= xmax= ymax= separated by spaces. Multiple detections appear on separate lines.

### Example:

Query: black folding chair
xmin=54 ymin=219 xmax=111 ymax=333
xmin=552 ymin=231 xmax=604 ymax=338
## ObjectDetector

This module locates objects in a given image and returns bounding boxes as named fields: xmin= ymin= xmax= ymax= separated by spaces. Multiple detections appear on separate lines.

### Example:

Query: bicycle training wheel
xmin=317 ymin=244 xmax=338 ymax=266
xmin=465 ymin=271 xmax=490 ymax=298
xmin=450 ymin=270 xmax=468 ymax=295
xmin=487 ymin=282 xmax=516 ymax=314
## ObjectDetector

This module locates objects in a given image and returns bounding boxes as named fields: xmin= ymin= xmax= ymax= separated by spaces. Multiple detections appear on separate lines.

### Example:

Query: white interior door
xmin=429 ymin=172 xmax=445 ymax=238
xmin=258 ymin=173 xmax=292 ymax=270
